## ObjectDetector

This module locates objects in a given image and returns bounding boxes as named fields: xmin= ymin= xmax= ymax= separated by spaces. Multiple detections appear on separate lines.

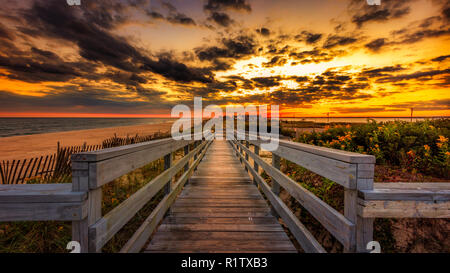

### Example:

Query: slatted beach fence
xmin=0 ymin=143 xmax=101 ymax=185
xmin=0 ymin=131 xmax=448 ymax=253
xmin=0 ymin=132 xmax=170 ymax=185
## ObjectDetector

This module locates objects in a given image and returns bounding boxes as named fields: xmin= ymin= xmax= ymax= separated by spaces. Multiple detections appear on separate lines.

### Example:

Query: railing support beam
xmin=253 ymin=145 xmax=259 ymax=186
xmin=345 ymin=163 xmax=374 ymax=253
xmin=271 ymin=153 xmax=281 ymax=218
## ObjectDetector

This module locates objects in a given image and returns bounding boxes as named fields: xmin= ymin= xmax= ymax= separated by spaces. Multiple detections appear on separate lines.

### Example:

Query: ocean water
xmin=0 ymin=118 xmax=176 ymax=138
xmin=1 ymin=117 xmax=447 ymax=138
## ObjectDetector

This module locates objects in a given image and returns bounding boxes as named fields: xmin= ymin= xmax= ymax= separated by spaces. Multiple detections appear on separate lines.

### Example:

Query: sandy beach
xmin=0 ymin=122 xmax=173 ymax=162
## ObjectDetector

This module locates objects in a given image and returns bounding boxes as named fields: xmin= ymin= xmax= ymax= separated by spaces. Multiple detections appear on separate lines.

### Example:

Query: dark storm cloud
xmin=295 ymin=31 xmax=322 ymax=44
xmin=11 ymin=0 xmax=211 ymax=85
xmin=166 ymin=13 xmax=196 ymax=26
xmin=331 ymin=107 xmax=388 ymax=113
xmin=432 ymin=55 xmax=450 ymax=62
xmin=0 ymin=42 xmax=96 ymax=83
xmin=323 ymin=35 xmax=358 ymax=49
xmin=226 ymin=75 xmax=254 ymax=90
xmin=0 ymin=22 xmax=14 ymax=40
xmin=204 ymin=0 xmax=251 ymax=12
xmin=0 ymin=88 xmax=167 ymax=113
xmin=395 ymin=28 xmax=450 ymax=44
xmin=365 ymin=38 xmax=387 ymax=52
xmin=361 ymin=65 xmax=405 ymax=77
xmin=375 ymin=68 xmax=450 ymax=83
xmin=384 ymin=99 xmax=450 ymax=111
xmin=256 ymin=28 xmax=271 ymax=36
xmin=160 ymin=1 xmax=197 ymax=26
xmin=196 ymin=35 xmax=256 ymax=62
xmin=251 ymin=76 xmax=282 ymax=88
xmin=350 ymin=0 xmax=411 ymax=27
xmin=208 ymin=12 xmax=233 ymax=27
xmin=289 ymin=48 xmax=343 ymax=64
xmin=263 ymin=56 xmax=287 ymax=67
xmin=147 ymin=10 xmax=164 ymax=19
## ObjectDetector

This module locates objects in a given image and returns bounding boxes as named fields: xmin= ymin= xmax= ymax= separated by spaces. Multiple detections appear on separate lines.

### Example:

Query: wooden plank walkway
xmin=145 ymin=140 xmax=297 ymax=253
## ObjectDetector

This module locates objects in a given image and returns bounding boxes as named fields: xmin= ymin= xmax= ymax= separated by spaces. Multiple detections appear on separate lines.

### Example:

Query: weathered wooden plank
xmin=374 ymin=182 xmax=450 ymax=190
xmin=179 ymin=193 xmax=262 ymax=199
xmin=147 ymin=240 xmax=296 ymax=252
xmin=120 ymin=141 xmax=212 ymax=253
xmin=89 ymin=141 xmax=208 ymax=252
xmin=0 ymin=184 xmax=87 ymax=203
xmin=150 ymin=231 xmax=291 ymax=241
xmin=359 ymin=189 xmax=450 ymax=201
xmin=142 ymin=140 xmax=296 ymax=253
xmin=358 ymin=199 xmax=450 ymax=218
xmin=173 ymin=198 xmax=268 ymax=207
xmin=359 ymin=182 xmax=450 ymax=201
xmin=170 ymin=212 xmax=272 ymax=217
xmin=0 ymin=201 xmax=88 ymax=221
xmin=231 ymin=142 xmax=325 ymax=253
xmin=235 ymin=141 xmax=354 ymax=249
xmin=246 ymin=134 xmax=375 ymax=164
xmin=88 ymin=139 xmax=194 ymax=189
xmin=72 ymin=136 xmax=199 ymax=162
xmin=157 ymin=223 xmax=284 ymax=232
xmin=163 ymin=216 xmax=279 ymax=225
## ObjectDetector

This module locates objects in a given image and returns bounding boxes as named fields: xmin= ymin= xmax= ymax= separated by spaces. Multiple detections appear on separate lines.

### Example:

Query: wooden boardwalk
xmin=145 ymin=140 xmax=297 ymax=253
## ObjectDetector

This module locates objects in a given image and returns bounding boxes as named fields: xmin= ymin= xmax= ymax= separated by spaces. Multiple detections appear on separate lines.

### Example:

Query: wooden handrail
xmin=235 ymin=141 xmax=355 ymax=250
xmin=231 ymin=134 xmax=374 ymax=252
xmin=1 ymin=133 xmax=449 ymax=253
xmin=89 ymin=141 xmax=210 ymax=252
xmin=70 ymin=136 xmax=210 ymax=252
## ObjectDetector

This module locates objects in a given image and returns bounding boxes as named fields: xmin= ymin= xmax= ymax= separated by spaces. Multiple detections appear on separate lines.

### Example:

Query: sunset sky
xmin=0 ymin=0 xmax=449 ymax=117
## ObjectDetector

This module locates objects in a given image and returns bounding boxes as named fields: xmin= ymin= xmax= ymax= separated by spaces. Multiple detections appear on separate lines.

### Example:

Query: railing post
xmin=184 ymin=144 xmax=190 ymax=184
xmin=271 ymin=153 xmax=281 ymax=217
xmin=345 ymin=162 xmax=374 ymax=252
xmin=239 ymin=141 xmax=243 ymax=163
xmin=253 ymin=145 xmax=260 ymax=186
xmin=164 ymin=153 xmax=173 ymax=195
xmin=71 ymin=160 xmax=102 ymax=253
xmin=244 ymin=141 xmax=249 ymax=172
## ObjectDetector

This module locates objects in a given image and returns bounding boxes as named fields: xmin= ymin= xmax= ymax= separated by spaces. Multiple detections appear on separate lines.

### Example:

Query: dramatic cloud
xmin=350 ymin=0 xmax=411 ymax=27
xmin=17 ymin=0 xmax=210 ymax=85
xmin=323 ymin=35 xmax=358 ymax=48
xmin=365 ymin=38 xmax=387 ymax=52
xmin=204 ymin=0 xmax=251 ymax=12
xmin=432 ymin=55 xmax=450 ymax=62
xmin=375 ymin=68 xmax=450 ymax=83
xmin=196 ymin=35 xmax=256 ymax=62
xmin=256 ymin=27 xmax=271 ymax=36
xmin=208 ymin=12 xmax=233 ymax=27
xmin=296 ymin=31 xmax=323 ymax=44
xmin=0 ymin=0 xmax=447 ymax=116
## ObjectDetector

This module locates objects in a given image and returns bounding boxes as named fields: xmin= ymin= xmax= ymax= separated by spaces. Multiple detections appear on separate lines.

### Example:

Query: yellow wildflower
xmin=424 ymin=145 xmax=430 ymax=151
xmin=446 ymin=152 xmax=450 ymax=156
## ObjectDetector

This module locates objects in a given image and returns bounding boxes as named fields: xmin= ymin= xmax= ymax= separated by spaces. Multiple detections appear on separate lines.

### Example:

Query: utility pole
xmin=410 ymin=108 xmax=413 ymax=122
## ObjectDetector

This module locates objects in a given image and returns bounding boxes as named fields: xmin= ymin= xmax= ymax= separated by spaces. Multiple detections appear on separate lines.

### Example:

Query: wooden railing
xmin=230 ymin=134 xmax=450 ymax=253
xmin=0 ymin=136 xmax=211 ymax=253
xmin=1 ymin=133 xmax=448 ymax=253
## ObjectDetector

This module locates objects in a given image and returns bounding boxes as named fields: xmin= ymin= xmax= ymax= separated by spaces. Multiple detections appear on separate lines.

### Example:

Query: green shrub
xmin=295 ymin=119 xmax=450 ymax=178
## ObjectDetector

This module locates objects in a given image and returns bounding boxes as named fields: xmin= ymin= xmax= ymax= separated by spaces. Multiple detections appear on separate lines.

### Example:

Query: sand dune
xmin=0 ymin=122 xmax=173 ymax=161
